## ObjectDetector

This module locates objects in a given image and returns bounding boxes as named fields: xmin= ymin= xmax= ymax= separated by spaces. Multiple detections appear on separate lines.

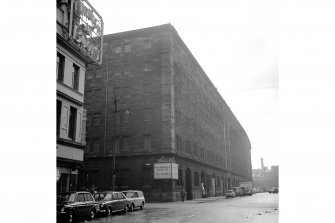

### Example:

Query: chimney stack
xmin=261 ymin=158 xmax=264 ymax=170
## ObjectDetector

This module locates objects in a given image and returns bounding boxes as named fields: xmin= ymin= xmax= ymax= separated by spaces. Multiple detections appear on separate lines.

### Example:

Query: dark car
xmin=94 ymin=191 xmax=130 ymax=216
xmin=57 ymin=191 xmax=99 ymax=223
xmin=122 ymin=190 xmax=145 ymax=211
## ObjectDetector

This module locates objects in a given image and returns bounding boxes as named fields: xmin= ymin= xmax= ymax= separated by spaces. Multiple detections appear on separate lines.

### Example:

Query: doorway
xmin=185 ymin=168 xmax=193 ymax=200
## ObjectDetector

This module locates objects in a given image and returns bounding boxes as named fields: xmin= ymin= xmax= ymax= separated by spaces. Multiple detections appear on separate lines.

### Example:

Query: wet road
xmin=78 ymin=193 xmax=278 ymax=223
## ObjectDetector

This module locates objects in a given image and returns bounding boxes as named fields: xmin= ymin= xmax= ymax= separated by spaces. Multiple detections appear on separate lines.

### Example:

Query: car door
xmin=112 ymin=192 xmax=120 ymax=211
xmin=133 ymin=192 xmax=139 ymax=207
xmin=75 ymin=193 xmax=87 ymax=217
xmin=84 ymin=193 xmax=96 ymax=213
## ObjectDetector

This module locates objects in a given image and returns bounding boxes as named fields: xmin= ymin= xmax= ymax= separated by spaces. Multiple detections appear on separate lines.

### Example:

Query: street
xmin=78 ymin=193 xmax=278 ymax=223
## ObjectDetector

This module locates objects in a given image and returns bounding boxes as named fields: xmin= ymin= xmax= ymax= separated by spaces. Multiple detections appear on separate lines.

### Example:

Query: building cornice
xmin=57 ymin=86 xmax=84 ymax=107
xmin=57 ymin=138 xmax=85 ymax=150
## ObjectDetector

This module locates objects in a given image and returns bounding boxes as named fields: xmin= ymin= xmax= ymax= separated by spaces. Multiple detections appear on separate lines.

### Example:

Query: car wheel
xmin=89 ymin=209 xmax=96 ymax=220
xmin=129 ymin=204 xmax=134 ymax=212
xmin=140 ymin=203 xmax=144 ymax=210
xmin=68 ymin=211 xmax=75 ymax=223
xmin=106 ymin=206 xmax=112 ymax=216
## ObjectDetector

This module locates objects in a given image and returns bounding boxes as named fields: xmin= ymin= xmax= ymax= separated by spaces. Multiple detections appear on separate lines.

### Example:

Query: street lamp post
xmin=112 ymin=96 xmax=129 ymax=191
xmin=112 ymin=96 xmax=117 ymax=191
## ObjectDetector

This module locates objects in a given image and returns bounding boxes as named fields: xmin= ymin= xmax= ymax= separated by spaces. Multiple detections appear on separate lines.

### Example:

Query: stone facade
xmin=79 ymin=24 xmax=252 ymax=202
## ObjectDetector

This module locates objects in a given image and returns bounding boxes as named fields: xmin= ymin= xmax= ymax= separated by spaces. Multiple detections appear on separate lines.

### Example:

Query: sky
xmin=90 ymin=0 xmax=278 ymax=169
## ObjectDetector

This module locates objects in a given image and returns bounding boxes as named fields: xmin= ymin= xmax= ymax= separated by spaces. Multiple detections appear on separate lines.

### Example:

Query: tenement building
xmin=79 ymin=24 xmax=252 ymax=201
xmin=57 ymin=0 xmax=103 ymax=192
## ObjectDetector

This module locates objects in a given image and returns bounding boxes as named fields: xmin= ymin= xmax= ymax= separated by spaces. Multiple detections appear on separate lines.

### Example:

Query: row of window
xmin=175 ymin=110 xmax=222 ymax=149
xmin=176 ymin=169 xmax=226 ymax=189
xmin=112 ymin=39 xmax=151 ymax=55
xmin=89 ymin=167 xmax=152 ymax=188
xmin=175 ymin=135 xmax=224 ymax=165
xmin=86 ymin=61 xmax=154 ymax=80
xmin=86 ymin=135 xmax=152 ymax=154
xmin=57 ymin=52 xmax=80 ymax=91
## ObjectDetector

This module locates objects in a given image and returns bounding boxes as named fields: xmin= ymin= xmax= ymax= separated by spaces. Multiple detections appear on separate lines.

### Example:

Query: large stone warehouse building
xmin=78 ymin=24 xmax=252 ymax=202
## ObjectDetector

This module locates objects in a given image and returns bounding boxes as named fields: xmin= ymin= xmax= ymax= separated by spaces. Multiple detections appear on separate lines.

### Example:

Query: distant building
xmin=252 ymin=158 xmax=278 ymax=190
xmin=57 ymin=0 xmax=103 ymax=192
xmin=78 ymin=24 xmax=252 ymax=201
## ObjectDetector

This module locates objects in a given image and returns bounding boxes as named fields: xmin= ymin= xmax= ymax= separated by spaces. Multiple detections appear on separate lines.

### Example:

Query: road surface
xmin=78 ymin=192 xmax=278 ymax=223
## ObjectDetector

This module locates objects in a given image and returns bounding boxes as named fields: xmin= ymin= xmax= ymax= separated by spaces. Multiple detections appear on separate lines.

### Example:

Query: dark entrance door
xmin=186 ymin=168 xmax=193 ymax=200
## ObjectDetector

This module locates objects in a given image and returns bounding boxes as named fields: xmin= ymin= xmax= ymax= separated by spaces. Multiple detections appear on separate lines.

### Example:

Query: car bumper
xmin=57 ymin=212 xmax=68 ymax=222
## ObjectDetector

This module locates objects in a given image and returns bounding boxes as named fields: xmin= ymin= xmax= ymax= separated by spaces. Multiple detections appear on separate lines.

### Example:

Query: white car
xmin=225 ymin=190 xmax=236 ymax=198
xmin=122 ymin=190 xmax=146 ymax=211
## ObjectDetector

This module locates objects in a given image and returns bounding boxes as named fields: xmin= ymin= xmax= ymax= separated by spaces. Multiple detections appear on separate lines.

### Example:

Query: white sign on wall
xmin=154 ymin=163 xmax=178 ymax=180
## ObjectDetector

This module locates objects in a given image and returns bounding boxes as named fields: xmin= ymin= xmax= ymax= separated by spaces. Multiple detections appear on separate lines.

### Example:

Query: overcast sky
xmin=91 ymin=0 xmax=278 ymax=169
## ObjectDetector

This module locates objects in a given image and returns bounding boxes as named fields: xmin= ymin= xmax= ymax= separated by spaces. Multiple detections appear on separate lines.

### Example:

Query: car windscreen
xmin=57 ymin=193 xmax=76 ymax=204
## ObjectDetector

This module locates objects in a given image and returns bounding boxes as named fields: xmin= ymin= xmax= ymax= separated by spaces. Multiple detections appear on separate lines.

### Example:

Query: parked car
xmin=122 ymin=190 xmax=146 ymax=211
xmin=269 ymin=188 xmax=278 ymax=194
xmin=232 ymin=187 xmax=243 ymax=196
xmin=57 ymin=191 xmax=99 ymax=223
xmin=93 ymin=191 xmax=130 ymax=216
xmin=225 ymin=190 xmax=236 ymax=198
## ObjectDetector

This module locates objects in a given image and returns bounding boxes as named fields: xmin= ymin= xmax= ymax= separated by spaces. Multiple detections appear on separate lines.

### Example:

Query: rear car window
xmin=77 ymin=193 xmax=85 ymax=202
xmin=84 ymin=193 xmax=94 ymax=201
xmin=124 ymin=192 xmax=133 ymax=198
xmin=103 ymin=193 xmax=112 ymax=201
xmin=117 ymin=193 xmax=124 ymax=199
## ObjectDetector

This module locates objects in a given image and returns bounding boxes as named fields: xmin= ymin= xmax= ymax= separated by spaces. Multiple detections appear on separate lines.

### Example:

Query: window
xmin=120 ymin=169 xmax=129 ymax=186
xmin=143 ymin=135 xmax=151 ymax=150
xmin=84 ymin=193 xmax=94 ymax=201
xmin=68 ymin=106 xmax=77 ymax=140
xmin=114 ymin=65 xmax=121 ymax=76
xmin=91 ymin=138 xmax=100 ymax=153
xmin=144 ymin=40 xmax=151 ymax=49
xmin=194 ymin=172 xmax=199 ymax=187
xmin=142 ymin=168 xmax=152 ymax=186
xmin=115 ymin=46 xmax=122 ymax=54
xmin=186 ymin=140 xmax=191 ymax=154
xmin=73 ymin=63 xmax=80 ymax=90
xmin=114 ymin=87 xmax=121 ymax=96
xmin=144 ymin=108 xmax=152 ymax=121
xmin=143 ymin=83 xmax=151 ymax=95
xmin=123 ymin=64 xmax=131 ymax=75
xmin=124 ymin=44 xmax=131 ymax=52
xmin=123 ymin=86 xmax=130 ymax=97
xmin=57 ymin=100 xmax=62 ymax=137
xmin=77 ymin=193 xmax=85 ymax=202
xmin=121 ymin=136 xmax=130 ymax=151
xmin=92 ymin=113 xmax=101 ymax=126
xmin=57 ymin=52 xmax=65 ymax=82
xmin=143 ymin=63 xmax=151 ymax=72
xmin=112 ymin=137 xmax=120 ymax=153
